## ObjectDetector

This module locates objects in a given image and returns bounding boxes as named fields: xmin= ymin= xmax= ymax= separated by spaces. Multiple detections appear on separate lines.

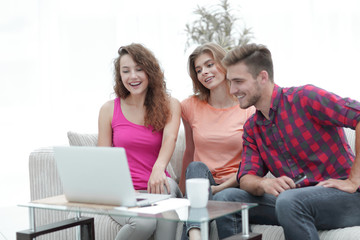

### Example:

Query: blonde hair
xmin=188 ymin=42 xmax=227 ymax=101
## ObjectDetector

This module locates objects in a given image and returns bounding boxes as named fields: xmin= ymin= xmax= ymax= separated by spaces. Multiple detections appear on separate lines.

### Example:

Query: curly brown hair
xmin=188 ymin=42 xmax=227 ymax=101
xmin=113 ymin=43 xmax=170 ymax=131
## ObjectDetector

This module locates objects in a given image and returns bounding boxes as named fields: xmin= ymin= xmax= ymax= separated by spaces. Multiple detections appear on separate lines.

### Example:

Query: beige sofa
xmin=28 ymin=127 xmax=360 ymax=240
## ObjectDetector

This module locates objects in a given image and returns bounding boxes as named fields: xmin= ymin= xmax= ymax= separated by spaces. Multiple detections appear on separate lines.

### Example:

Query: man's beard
xmin=240 ymin=84 xmax=261 ymax=109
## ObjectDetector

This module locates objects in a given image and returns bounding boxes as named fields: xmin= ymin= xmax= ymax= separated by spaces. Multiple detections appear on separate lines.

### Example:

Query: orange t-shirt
xmin=181 ymin=96 xmax=255 ymax=184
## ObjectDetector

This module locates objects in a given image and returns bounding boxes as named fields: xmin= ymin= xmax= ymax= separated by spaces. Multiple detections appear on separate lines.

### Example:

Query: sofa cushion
xmin=67 ymin=131 xmax=98 ymax=146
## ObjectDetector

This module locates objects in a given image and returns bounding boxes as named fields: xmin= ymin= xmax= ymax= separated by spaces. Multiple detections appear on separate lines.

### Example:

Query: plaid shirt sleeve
xmin=237 ymin=116 xmax=269 ymax=182
xmin=299 ymin=85 xmax=360 ymax=128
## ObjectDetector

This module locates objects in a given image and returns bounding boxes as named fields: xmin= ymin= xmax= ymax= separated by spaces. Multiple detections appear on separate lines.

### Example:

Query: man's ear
xmin=259 ymin=70 xmax=269 ymax=83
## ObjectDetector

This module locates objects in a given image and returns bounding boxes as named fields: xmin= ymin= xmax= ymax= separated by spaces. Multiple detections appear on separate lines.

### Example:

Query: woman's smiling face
xmin=119 ymin=54 xmax=149 ymax=96
xmin=194 ymin=52 xmax=226 ymax=90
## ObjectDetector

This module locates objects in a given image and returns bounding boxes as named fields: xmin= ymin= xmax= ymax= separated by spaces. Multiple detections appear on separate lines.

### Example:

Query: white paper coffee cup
xmin=186 ymin=178 xmax=210 ymax=208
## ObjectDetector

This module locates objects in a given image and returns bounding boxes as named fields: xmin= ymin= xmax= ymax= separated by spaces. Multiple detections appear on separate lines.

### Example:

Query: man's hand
xmin=260 ymin=176 xmax=296 ymax=197
xmin=317 ymin=178 xmax=358 ymax=193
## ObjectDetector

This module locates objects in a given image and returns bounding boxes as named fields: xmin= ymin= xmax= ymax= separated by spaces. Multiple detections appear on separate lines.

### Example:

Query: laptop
xmin=54 ymin=146 xmax=170 ymax=207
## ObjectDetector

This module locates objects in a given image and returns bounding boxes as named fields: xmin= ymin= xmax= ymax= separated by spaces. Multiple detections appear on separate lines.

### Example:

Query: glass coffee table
xmin=17 ymin=195 xmax=261 ymax=240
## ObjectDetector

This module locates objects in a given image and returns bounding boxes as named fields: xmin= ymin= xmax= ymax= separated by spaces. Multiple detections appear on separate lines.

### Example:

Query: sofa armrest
xmin=344 ymin=127 xmax=356 ymax=154
xmin=168 ymin=126 xmax=185 ymax=184
xmin=29 ymin=147 xmax=63 ymax=201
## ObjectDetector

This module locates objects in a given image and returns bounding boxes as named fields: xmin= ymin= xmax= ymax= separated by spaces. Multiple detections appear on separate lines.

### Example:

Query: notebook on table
xmin=54 ymin=146 xmax=170 ymax=207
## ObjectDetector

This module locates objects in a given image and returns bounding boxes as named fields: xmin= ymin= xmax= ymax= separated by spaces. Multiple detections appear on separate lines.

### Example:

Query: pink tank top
xmin=112 ymin=98 xmax=169 ymax=190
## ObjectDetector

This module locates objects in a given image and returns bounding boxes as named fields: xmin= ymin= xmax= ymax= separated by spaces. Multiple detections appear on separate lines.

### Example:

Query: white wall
xmin=240 ymin=0 xmax=360 ymax=99
xmin=1 ymin=0 xmax=359 ymax=206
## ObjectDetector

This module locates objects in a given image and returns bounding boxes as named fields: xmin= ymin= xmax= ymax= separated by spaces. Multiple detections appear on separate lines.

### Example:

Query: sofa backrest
xmin=67 ymin=127 xmax=356 ymax=184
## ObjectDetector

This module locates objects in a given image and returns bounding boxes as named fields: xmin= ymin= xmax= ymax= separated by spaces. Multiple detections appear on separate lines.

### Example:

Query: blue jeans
xmin=181 ymin=162 xmax=217 ymax=240
xmin=213 ymin=186 xmax=360 ymax=240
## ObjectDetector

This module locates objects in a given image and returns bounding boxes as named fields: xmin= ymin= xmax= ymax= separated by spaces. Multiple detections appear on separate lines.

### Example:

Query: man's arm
xmin=239 ymin=123 xmax=297 ymax=197
xmin=317 ymin=122 xmax=360 ymax=193
xmin=240 ymin=174 xmax=296 ymax=197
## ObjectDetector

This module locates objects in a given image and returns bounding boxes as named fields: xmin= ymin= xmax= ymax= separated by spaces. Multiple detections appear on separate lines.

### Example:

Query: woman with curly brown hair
xmin=98 ymin=43 xmax=181 ymax=240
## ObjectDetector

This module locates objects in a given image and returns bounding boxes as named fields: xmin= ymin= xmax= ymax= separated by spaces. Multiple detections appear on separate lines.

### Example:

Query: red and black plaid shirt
xmin=238 ymin=84 xmax=360 ymax=187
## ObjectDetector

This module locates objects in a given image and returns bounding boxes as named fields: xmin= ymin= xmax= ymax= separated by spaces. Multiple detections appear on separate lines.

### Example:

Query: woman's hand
xmin=211 ymin=185 xmax=221 ymax=195
xmin=211 ymin=174 xmax=239 ymax=195
xmin=147 ymin=97 xmax=180 ymax=195
xmin=147 ymin=167 xmax=170 ymax=194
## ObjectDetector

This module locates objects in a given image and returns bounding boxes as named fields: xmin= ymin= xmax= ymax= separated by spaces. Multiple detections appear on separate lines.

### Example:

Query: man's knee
xmin=275 ymin=189 xmax=301 ymax=220
xmin=277 ymin=189 xmax=302 ymax=206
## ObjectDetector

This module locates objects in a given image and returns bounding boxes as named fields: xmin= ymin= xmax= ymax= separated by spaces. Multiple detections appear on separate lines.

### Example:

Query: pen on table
xmin=129 ymin=203 xmax=158 ymax=209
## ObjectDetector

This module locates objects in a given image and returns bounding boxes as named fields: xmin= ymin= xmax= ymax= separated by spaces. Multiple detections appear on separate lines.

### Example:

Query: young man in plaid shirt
xmin=214 ymin=43 xmax=360 ymax=240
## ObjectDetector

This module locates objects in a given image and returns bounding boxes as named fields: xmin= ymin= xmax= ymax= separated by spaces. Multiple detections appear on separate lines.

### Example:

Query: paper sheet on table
xmin=115 ymin=198 xmax=190 ymax=214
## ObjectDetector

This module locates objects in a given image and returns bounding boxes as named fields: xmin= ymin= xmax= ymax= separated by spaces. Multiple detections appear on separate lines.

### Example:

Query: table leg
xmin=241 ymin=208 xmax=249 ymax=237
xmin=76 ymin=211 xmax=81 ymax=240
xmin=223 ymin=232 xmax=262 ymax=240
xmin=223 ymin=208 xmax=262 ymax=240
xmin=29 ymin=207 xmax=36 ymax=240
xmin=80 ymin=219 xmax=95 ymax=240
xmin=200 ymin=221 xmax=209 ymax=240
xmin=16 ymin=217 xmax=94 ymax=240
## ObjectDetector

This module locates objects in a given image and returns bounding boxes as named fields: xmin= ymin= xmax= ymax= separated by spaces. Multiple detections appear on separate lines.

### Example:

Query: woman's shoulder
xmin=101 ymin=99 xmax=115 ymax=108
xmin=168 ymin=96 xmax=181 ymax=112
xmin=169 ymin=96 xmax=180 ymax=105
xmin=181 ymin=95 xmax=203 ymax=107
xmin=98 ymin=99 xmax=116 ymax=125
xmin=99 ymin=99 xmax=116 ymax=115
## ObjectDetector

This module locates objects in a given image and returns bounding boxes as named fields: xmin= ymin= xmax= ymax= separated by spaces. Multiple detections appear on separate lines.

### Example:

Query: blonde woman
xmin=180 ymin=42 xmax=255 ymax=240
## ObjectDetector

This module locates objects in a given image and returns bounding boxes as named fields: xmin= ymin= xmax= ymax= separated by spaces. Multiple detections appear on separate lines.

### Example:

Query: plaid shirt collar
xmin=254 ymin=84 xmax=282 ymax=126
